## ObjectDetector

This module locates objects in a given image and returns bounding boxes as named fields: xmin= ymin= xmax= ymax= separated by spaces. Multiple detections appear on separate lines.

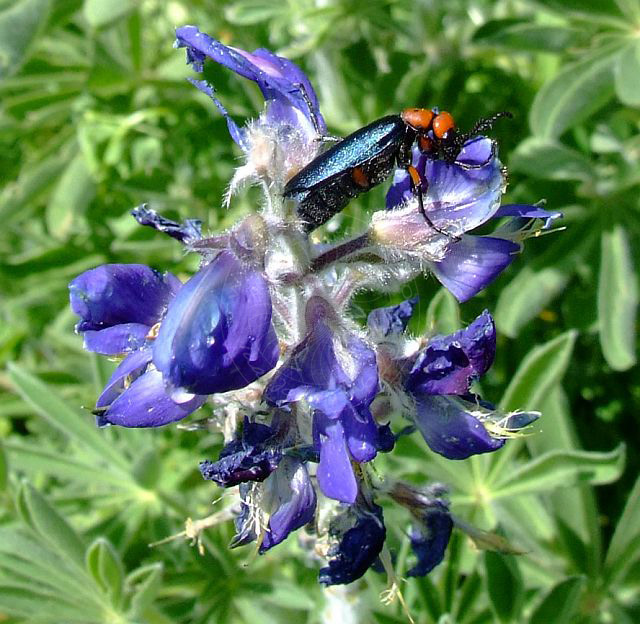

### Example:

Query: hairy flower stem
xmin=310 ymin=233 xmax=370 ymax=272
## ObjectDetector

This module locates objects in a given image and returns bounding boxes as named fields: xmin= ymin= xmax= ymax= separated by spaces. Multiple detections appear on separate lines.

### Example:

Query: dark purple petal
xmin=414 ymin=395 xmax=504 ymax=459
xmin=315 ymin=416 xmax=358 ymax=503
xmin=407 ymin=503 xmax=453 ymax=577
xmin=406 ymin=310 xmax=495 ymax=396
xmin=131 ymin=205 xmax=202 ymax=243
xmin=319 ymin=503 xmax=386 ymax=586
xmin=69 ymin=264 xmax=181 ymax=331
xmin=367 ymin=297 xmax=419 ymax=336
xmin=153 ymin=251 xmax=279 ymax=397
xmin=96 ymin=369 xmax=205 ymax=428
xmin=82 ymin=323 xmax=150 ymax=355
xmin=260 ymin=458 xmax=317 ymax=552
xmin=341 ymin=406 xmax=378 ymax=463
xmin=96 ymin=348 xmax=152 ymax=408
xmin=431 ymin=235 xmax=520 ymax=302
xmin=175 ymin=26 xmax=325 ymax=133
xmin=494 ymin=203 xmax=563 ymax=230
xmin=200 ymin=420 xmax=282 ymax=487
xmin=264 ymin=322 xmax=378 ymax=416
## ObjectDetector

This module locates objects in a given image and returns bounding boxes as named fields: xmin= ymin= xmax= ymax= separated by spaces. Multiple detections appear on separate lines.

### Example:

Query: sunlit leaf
xmin=598 ymin=225 xmax=638 ymax=370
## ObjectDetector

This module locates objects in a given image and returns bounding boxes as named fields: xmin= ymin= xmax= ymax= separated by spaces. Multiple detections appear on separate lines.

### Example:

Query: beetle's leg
xmin=407 ymin=165 xmax=460 ymax=241
xmin=293 ymin=82 xmax=341 ymax=143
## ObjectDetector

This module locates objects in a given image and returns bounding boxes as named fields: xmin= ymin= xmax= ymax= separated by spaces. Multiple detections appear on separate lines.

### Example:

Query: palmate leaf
xmin=491 ymin=444 xmax=625 ymax=499
xmin=0 ymin=483 xmax=166 ymax=623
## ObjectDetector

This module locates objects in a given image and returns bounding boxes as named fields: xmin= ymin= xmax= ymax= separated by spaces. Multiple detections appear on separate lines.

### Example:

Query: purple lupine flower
xmin=264 ymin=299 xmax=382 ymax=503
xmin=373 ymin=137 xmax=562 ymax=301
xmin=388 ymin=482 xmax=453 ymax=577
xmin=153 ymin=250 xmax=280 ymax=399
xmin=69 ymin=264 xmax=205 ymax=427
xmin=319 ymin=500 xmax=386 ymax=586
xmin=259 ymin=456 xmax=317 ymax=552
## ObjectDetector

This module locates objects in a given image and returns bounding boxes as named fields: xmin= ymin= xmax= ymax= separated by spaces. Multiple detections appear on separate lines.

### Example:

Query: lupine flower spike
xmin=69 ymin=26 xmax=558 ymax=593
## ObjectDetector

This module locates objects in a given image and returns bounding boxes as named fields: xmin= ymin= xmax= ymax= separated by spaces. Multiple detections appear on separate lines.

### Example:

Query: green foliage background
xmin=1 ymin=0 xmax=639 ymax=622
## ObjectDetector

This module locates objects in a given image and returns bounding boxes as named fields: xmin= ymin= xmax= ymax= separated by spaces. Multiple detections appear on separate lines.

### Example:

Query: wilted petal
xmin=230 ymin=483 xmax=257 ymax=548
xmin=494 ymin=203 xmax=563 ymax=230
xmin=260 ymin=457 xmax=317 ymax=552
xmin=97 ymin=369 xmax=205 ymax=428
xmin=367 ymin=297 xmax=419 ymax=336
xmin=131 ymin=205 xmax=202 ymax=243
xmin=430 ymin=235 xmax=520 ymax=302
xmin=406 ymin=310 xmax=495 ymax=396
xmin=153 ymin=251 xmax=279 ymax=397
xmin=200 ymin=419 xmax=282 ymax=487
xmin=414 ymin=395 xmax=504 ymax=459
xmin=316 ymin=416 xmax=358 ymax=504
xmin=407 ymin=503 xmax=453 ymax=577
xmin=69 ymin=264 xmax=180 ymax=331
xmin=319 ymin=502 xmax=386 ymax=586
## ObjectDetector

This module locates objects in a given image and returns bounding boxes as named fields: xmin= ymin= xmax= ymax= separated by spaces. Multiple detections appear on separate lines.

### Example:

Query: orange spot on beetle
xmin=352 ymin=166 xmax=370 ymax=188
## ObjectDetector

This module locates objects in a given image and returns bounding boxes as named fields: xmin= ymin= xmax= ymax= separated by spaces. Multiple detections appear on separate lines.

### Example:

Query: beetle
xmin=284 ymin=107 xmax=511 ymax=233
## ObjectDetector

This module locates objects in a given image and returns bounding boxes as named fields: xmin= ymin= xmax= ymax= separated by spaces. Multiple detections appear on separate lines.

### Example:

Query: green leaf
xmin=510 ymin=138 xmax=594 ymax=181
xmin=7 ymin=363 xmax=130 ymax=472
xmin=530 ymin=45 xmax=620 ymax=139
xmin=83 ymin=0 xmax=133 ymax=28
xmin=85 ymin=538 xmax=123 ymax=606
xmin=46 ymin=152 xmax=95 ymax=239
xmin=494 ymin=266 xmax=570 ymax=337
xmin=18 ymin=483 xmax=86 ymax=567
xmin=500 ymin=331 xmax=577 ymax=412
xmin=426 ymin=288 xmax=460 ymax=335
xmin=615 ymin=41 xmax=640 ymax=106
xmin=0 ymin=0 xmax=50 ymax=78
xmin=605 ymin=474 xmax=640 ymax=584
xmin=533 ymin=0 xmax=623 ymax=20
xmin=225 ymin=0 xmax=286 ymax=25
xmin=484 ymin=551 xmax=524 ymax=623
xmin=493 ymin=445 xmax=625 ymax=499
xmin=127 ymin=563 xmax=163 ymax=618
xmin=473 ymin=20 xmax=579 ymax=53
xmin=0 ymin=441 xmax=7 ymax=493
xmin=529 ymin=576 xmax=585 ymax=624
xmin=598 ymin=225 xmax=638 ymax=370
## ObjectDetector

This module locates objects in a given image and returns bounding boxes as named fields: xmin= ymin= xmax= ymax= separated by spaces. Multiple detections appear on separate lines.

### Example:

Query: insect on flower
xmin=283 ymin=104 xmax=512 ymax=233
